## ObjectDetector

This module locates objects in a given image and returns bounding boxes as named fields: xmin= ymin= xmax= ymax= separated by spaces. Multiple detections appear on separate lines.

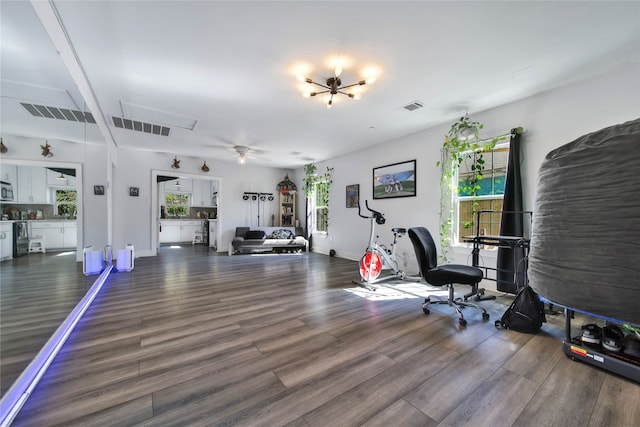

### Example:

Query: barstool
xmin=192 ymin=230 xmax=204 ymax=245
xmin=29 ymin=235 xmax=46 ymax=253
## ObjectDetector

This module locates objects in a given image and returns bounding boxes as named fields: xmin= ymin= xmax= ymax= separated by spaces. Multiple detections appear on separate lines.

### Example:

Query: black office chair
xmin=408 ymin=227 xmax=489 ymax=326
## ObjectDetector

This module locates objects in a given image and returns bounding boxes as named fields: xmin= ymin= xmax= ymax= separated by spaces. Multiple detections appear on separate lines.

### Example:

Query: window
xmin=454 ymin=143 xmax=509 ymax=242
xmin=55 ymin=189 xmax=77 ymax=217
xmin=313 ymin=181 xmax=329 ymax=233
xmin=165 ymin=193 xmax=190 ymax=217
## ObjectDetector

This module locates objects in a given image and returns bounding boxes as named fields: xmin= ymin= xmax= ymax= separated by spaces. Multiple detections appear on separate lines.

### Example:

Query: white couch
xmin=230 ymin=226 xmax=308 ymax=254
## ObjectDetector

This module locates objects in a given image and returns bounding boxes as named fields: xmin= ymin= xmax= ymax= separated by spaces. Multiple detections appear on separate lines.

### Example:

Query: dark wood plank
xmin=4 ymin=246 xmax=637 ymax=426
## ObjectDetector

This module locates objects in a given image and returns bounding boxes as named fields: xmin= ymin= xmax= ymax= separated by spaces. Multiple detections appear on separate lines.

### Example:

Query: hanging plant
xmin=437 ymin=114 xmax=505 ymax=262
xmin=303 ymin=163 xmax=334 ymax=232
xmin=302 ymin=163 xmax=333 ymax=198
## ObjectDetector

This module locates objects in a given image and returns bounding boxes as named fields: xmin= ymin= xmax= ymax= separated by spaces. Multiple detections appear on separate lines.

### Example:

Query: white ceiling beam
xmin=29 ymin=0 xmax=118 ymax=165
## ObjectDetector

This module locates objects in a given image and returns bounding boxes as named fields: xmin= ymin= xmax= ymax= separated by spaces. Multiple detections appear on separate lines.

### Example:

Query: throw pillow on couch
xmin=245 ymin=230 xmax=266 ymax=240
xmin=270 ymin=229 xmax=294 ymax=239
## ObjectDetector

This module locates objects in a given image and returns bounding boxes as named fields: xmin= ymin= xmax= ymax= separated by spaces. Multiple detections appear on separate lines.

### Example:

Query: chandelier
xmin=301 ymin=62 xmax=375 ymax=109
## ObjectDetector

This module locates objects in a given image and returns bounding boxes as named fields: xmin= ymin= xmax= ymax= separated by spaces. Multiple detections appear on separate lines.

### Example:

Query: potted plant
xmin=302 ymin=163 xmax=333 ymax=198
xmin=302 ymin=163 xmax=334 ymax=235
xmin=437 ymin=114 xmax=504 ymax=262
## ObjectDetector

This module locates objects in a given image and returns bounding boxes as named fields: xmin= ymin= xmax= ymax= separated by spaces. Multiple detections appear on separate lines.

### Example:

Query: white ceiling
xmin=2 ymin=1 xmax=639 ymax=168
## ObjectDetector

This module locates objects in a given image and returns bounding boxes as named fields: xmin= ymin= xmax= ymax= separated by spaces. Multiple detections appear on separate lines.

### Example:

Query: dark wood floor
xmin=5 ymin=246 xmax=640 ymax=426
xmin=0 ymin=250 xmax=94 ymax=396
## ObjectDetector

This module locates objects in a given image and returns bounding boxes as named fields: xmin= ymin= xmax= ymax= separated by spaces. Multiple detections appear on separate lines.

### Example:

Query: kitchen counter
xmin=159 ymin=218 xmax=214 ymax=221
xmin=27 ymin=219 xmax=77 ymax=222
xmin=159 ymin=219 xmax=207 ymax=244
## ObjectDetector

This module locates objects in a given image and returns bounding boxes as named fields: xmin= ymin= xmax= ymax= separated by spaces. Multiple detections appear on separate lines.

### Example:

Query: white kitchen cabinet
xmin=192 ymin=180 xmax=212 ymax=207
xmin=30 ymin=221 xmax=77 ymax=249
xmin=159 ymin=220 xmax=204 ymax=243
xmin=31 ymin=222 xmax=63 ymax=248
xmin=159 ymin=221 xmax=180 ymax=243
xmin=180 ymin=220 xmax=203 ymax=242
xmin=46 ymin=169 xmax=77 ymax=187
xmin=0 ymin=222 xmax=13 ymax=260
xmin=0 ymin=164 xmax=17 ymax=185
xmin=17 ymin=166 xmax=47 ymax=203
xmin=173 ymin=178 xmax=192 ymax=192
xmin=62 ymin=222 xmax=77 ymax=248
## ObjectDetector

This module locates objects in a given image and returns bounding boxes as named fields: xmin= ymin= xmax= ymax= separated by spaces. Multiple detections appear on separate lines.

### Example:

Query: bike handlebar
xmin=357 ymin=200 xmax=386 ymax=225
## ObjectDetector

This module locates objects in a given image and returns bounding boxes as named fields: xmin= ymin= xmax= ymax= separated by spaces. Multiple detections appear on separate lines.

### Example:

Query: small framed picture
xmin=93 ymin=185 xmax=105 ymax=196
xmin=346 ymin=184 xmax=359 ymax=208
xmin=129 ymin=187 xmax=140 ymax=197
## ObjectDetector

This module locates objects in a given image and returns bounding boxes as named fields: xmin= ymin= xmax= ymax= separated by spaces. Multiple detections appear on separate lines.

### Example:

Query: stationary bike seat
xmin=392 ymin=228 xmax=407 ymax=234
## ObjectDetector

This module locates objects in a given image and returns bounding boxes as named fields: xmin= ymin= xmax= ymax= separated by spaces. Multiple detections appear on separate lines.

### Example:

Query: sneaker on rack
xmin=602 ymin=324 xmax=624 ymax=352
xmin=581 ymin=323 xmax=602 ymax=348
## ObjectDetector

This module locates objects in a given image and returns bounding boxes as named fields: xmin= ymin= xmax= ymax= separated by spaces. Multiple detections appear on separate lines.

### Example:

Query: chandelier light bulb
xmin=301 ymin=60 xmax=377 ymax=108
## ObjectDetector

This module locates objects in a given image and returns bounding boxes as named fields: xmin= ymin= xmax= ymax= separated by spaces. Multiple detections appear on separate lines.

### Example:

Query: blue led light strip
xmin=0 ymin=264 xmax=114 ymax=427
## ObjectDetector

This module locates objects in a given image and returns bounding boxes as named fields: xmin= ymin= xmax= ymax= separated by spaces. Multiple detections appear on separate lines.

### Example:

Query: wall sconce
xmin=171 ymin=156 xmax=180 ymax=169
xmin=201 ymin=161 xmax=210 ymax=172
xmin=0 ymin=137 xmax=7 ymax=154
xmin=40 ymin=141 xmax=53 ymax=157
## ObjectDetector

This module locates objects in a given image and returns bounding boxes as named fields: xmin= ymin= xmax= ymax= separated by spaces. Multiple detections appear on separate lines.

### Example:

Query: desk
xmin=462 ymin=234 xmax=530 ymax=291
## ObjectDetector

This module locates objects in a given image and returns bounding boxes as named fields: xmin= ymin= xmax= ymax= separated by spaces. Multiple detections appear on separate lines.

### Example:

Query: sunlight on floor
xmin=344 ymin=281 xmax=448 ymax=301
xmin=55 ymin=251 xmax=75 ymax=257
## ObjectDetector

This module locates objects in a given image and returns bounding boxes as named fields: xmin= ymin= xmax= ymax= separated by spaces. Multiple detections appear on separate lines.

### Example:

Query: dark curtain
xmin=305 ymin=196 xmax=313 ymax=250
xmin=496 ymin=129 xmax=525 ymax=293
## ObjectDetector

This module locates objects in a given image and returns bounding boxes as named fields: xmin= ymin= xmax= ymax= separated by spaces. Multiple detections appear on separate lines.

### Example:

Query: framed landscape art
xmin=372 ymin=160 xmax=416 ymax=199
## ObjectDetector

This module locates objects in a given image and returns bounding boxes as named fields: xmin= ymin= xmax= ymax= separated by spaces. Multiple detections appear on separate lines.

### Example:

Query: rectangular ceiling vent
xmin=403 ymin=101 xmax=424 ymax=111
xmin=112 ymin=116 xmax=170 ymax=136
xmin=21 ymin=102 xmax=96 ymax=124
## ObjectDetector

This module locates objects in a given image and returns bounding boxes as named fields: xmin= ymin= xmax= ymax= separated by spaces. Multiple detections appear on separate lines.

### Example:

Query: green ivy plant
xmin=302 ymin=163 xmax=334 ymax=232
xmin=437 ymin=115 xmax=504 ymax=262
xmin=302 ymin=163 xmax=333 ymax=198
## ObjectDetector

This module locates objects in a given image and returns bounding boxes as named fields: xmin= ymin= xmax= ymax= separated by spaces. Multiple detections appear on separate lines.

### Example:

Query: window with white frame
xmin=165 ymin=192 xmax=190 ymax=217
xmin=55 ymin=189 xmax=77 ymax=217
xmin=313 ymin=181 xmax=329 ymax=233
xmin=454 ymin=142 xmax=509 ymax=243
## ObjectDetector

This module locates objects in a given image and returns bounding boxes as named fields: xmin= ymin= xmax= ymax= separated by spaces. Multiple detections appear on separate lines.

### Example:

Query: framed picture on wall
xmin=129 ymin=187 xmax=140 ymax=197
xmin=93 ymin=185 xmax=105 ymax=196
xmin=373 ymin=159 xmax=416 ymax=199
xmin=346 ymin=184 xmax=359 ymax=208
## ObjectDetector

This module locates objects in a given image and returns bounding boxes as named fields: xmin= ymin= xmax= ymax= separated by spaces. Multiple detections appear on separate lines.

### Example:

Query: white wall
xmin=4 ymin=63 xmax=638 ymax=271
xmin=112 ymin=147 xmax=294 ymax=256
xmin=0 ymin=135 xmax=108 ymax=259
xmin=296 ymin=63 xmax=640 ymax=284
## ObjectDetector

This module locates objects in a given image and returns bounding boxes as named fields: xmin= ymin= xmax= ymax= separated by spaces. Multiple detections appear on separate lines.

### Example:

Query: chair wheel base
xmin=459 ymin=318 xmax=467 ymax=326
xmin=482 ymin=313 xmax=490 ymax=320
xmin=423 ymin=307 xmax=430 ymax=315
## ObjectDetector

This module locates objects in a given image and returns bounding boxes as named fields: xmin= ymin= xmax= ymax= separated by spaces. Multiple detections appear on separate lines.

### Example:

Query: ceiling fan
xmin=234 ymin=145 xmax=251 ymax=164
xmin=202 ymin=136 xmax=267 ymax=164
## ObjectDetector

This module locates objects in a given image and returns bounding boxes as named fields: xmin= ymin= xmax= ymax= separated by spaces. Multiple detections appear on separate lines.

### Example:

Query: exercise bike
xmin=355 ymin=200 xmax=409 ymax=287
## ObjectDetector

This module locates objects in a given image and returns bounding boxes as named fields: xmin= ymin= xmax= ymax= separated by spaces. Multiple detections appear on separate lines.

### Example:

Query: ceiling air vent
xmin=21 ymin=103 xmax=96 ymax=123
xmin=403 ymin=101 xmax=424 ymax=111
xmin=112 ymin=116 xmax=170 ymax=136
